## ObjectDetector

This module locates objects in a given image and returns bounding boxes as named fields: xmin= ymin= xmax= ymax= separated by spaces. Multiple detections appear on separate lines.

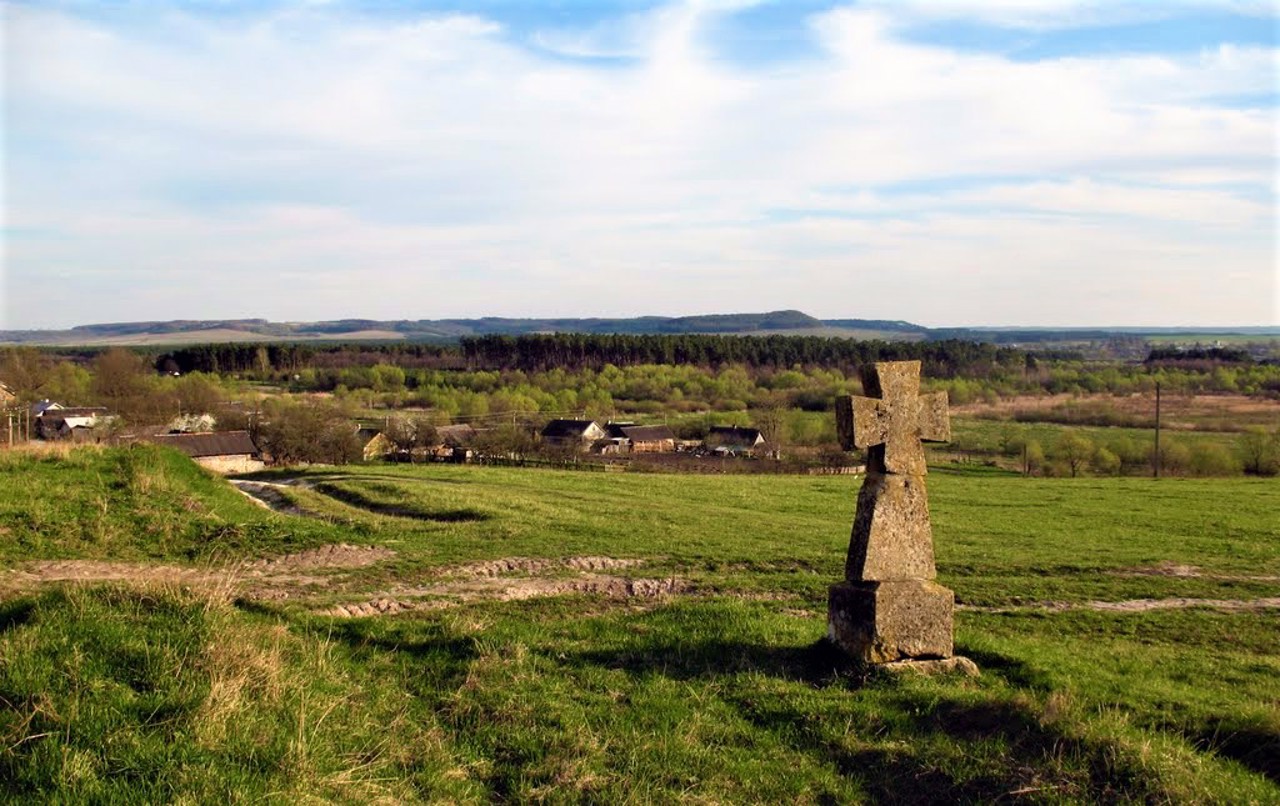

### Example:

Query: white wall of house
xmin=195 ymin=455 xmax=266 ymax=475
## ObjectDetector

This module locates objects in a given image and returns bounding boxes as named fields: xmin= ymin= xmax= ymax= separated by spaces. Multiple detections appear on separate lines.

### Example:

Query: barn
xmin=151 ymin=431 xmax=265 ymax=474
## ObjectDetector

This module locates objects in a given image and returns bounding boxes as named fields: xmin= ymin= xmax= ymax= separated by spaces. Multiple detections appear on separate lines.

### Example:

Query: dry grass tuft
xmin=196 ymin=619 xmax=289 ymax=747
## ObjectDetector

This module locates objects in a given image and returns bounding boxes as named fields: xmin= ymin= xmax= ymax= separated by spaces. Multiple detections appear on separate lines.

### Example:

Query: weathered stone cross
xmin=828 ymin=360 xmax=963 ymax=667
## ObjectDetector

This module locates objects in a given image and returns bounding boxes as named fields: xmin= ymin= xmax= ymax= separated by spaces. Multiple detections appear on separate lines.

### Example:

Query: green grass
xmin=0 ymin=445 xmax=343 ymax=564
xmin=1 ymin=448 xmax=1278 ymax=802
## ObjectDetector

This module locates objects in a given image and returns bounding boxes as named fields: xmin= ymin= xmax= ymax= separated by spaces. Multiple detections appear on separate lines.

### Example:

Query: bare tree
xmin=752 ymin=404 xmax=787 ymax=460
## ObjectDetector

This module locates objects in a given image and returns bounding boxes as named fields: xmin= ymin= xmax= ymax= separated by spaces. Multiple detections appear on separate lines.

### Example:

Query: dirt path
xmin=0 ymin=548 xmax=687 ymax=613
xmin=1 ymin=544 xmax=396 ymax=600
xmin=230 ymin=479 xmax=311 ymax=516
xmin=960 ymin=598 xmax=1280 ymax=614
xmin=1116 ymin=562 xmax=1280 ymax=583
xmin=322 ymin=574 xmax=691 ymax=617
xmin=6 ymin=548 xmax=1277 ymax=619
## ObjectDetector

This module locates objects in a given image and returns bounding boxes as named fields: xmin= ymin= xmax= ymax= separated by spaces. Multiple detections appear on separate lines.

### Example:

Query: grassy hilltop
xmin=1 ymin=445 xmax=1277 ymax=803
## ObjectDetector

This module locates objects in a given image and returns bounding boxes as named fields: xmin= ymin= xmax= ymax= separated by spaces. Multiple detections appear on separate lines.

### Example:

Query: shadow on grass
xmin=327 ymin=619 xmax=478 ymax=662
xmin=313 ymin=482 xmax=489 ymax=523
xmin=728 ymin=683 xmax=1164 ymax=804
xmin=298 ymin=615 xmax=481 ymax=689
xmin=235 ymin=469 xmax=470 ymax=485
xmin=960 ymin=646 xmax=1056 ymax=691
xmin=0 ymin=599 xmax=36 ymax=635
xmin=1186 ymin=717 xmax=1279 ymax=785
xmin=565 ymin=637 xmax=864 ymax=687
xmin=567 ymin=638 xmax=1175 ymax=803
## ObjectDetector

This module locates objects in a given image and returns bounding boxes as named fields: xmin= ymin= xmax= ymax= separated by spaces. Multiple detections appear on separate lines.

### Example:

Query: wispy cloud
xmin=856 ymin=0 xmax=1276 ymax=29
xmin=3 ymin=1 xmax=1275 ymax=328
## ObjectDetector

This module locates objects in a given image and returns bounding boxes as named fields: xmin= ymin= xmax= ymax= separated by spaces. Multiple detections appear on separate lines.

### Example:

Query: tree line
xmin=457 ymin=334 xmax=1031 ymax=376
xmin=148 ymin=334 xmax=1034 ymax=378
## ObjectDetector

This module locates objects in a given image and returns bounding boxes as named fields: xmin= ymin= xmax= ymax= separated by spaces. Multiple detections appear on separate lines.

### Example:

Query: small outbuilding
xmin=437 ymin=423 xmax=478 ymax=462
xmin=151 ymin=430 xmax=265 ymax=474
xmin=705 ymin=425 xmax=766 ymax=456
xmin=603 ymin=422 xmax=677 ymax=453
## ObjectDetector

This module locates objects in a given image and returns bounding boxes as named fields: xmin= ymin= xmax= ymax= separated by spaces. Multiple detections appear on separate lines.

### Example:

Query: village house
xmin=150 ymin=430 xmax=265 ymax=475
xmin=362 ymin=422 xmax=478 ymax=463
xmin=33 ymin=404 xmax=113 ymax=442
xmin=361 ymin=430 xmax=393 ymax=462
xmin=540 ymin=419 xmax=606 ymax=451
xmin=705 ymin=425 xmax=766 ymax=457
xmin=31 ymin=399 xmax=63 ymax=418
xmin=437 ymin=423 xmax=477 ymax=462
xmin=603 ymin=422 xmax=677 ymax=453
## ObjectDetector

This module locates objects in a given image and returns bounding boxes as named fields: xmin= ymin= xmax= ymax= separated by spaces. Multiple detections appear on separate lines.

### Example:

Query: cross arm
xmin=918 ymin=392 xmax=950 ymax=443
xmin=835 ymin=395 xmax=889 ymax=451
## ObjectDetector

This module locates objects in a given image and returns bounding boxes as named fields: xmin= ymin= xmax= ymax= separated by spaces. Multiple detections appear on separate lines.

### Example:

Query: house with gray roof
xmin=540 ymin=419 xmax=605 ymax=451
xmin=604 ymin=422 xmax=677 ymax=453
xmin=150 ymin=430 xmax=264 ymax=474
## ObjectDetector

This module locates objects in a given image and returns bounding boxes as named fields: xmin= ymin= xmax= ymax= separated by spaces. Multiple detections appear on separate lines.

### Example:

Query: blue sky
xmin=3 ymin=0 xmax=1276 ymax=329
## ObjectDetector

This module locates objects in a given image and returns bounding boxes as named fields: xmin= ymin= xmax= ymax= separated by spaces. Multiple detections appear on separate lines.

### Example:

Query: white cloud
xmin=855 ymin=0 xmax=1276 ymax=30
xmin=2 ymin=1 xmax=1276 ymax=328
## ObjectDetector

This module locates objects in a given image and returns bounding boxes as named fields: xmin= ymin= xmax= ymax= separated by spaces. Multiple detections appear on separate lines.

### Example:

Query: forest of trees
xmin=147 ymin=335 xmax=1030 ymax=377
xmin=456 ymin=334 xmax=1030 ymax=376
xmin=3 ymin=333 xmax=1278 ymax=475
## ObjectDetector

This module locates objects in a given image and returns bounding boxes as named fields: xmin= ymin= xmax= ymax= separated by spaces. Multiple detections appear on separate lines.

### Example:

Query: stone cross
xmin=828 ymin=360 xmax=959 ymax=665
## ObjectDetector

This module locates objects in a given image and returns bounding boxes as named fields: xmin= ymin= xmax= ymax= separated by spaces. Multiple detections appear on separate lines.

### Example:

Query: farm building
xmin=540 ymin=419 xmax=606 ymax=450
xmin=33 ymin=406 xmax=113 ymax=441
xmin=705 ymin=425 xmax=766 ymax=456
xmin=151 ymin=430 xmax=265 ymax=474
xmin=603 ymin=422 xmax=677 ymax=453
xmin=361 ymin=431 xmax=393 ymax=462
xmin=363 ymin=423 xmax=478 ymax=463
xmin=31 ymin=400 xmax=63 ymax=418
xmin=437 ymin=423 xmax=477 ymax=461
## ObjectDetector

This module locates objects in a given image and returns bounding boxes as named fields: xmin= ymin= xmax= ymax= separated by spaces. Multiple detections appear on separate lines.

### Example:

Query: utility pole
xmin=1154 ymin=381 xmax=1162 ymax=479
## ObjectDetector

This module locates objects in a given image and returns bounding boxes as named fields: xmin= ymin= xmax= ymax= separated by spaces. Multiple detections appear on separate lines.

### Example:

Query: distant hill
xmin=3 ymin=312 xmax=1275 ymax=347
xmin=928 ymin=326 xmax=1280 ymax=344
xmin=0 ymin=311 xmax=927 ymax=345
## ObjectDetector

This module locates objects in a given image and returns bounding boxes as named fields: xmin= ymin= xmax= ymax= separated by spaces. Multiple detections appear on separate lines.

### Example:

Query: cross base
xmin=827 ymin=580 xmax=954 ymax=664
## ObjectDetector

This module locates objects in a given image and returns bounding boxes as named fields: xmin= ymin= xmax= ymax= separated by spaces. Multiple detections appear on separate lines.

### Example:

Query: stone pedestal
xmin=827 ymin=580 xmax=954 ymax=664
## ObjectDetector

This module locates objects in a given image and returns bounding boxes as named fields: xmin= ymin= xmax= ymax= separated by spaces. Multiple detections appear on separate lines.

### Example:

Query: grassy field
xmin=1 ymin=446 xmax=1277 ymax=803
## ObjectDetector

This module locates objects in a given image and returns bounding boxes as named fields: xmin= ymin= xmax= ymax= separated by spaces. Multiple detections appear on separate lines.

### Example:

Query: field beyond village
xmin=1 ymin=443 xmax=1276 ymax=803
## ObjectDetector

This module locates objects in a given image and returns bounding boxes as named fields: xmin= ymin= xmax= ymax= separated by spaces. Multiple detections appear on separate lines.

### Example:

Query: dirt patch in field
xmin=1 ymin=547 xmax=686 ymax=616
xmin=1087 ymin=597 xmax=1280 ymax=613
xmin=324 ymin=598 xmax=446 ymax=618
xmin=1115 ymin=562 xmax=1280 ymax=582
xmin=240 ymin=543 xmax=395 ymax=572
xmin=493 ymin=574 xmax=688 ymax=600
xmin=8 ymin=561 xmax=220 ymax=587
xmin=321 ymin=572 xmax=691 ymax=617
xmin=1 ymin=542 xmax=397 ymax=600
xmin=318 ymin=556 xmax=689 ymax=617
xmin=445 ymin=556 xmax=647 ymax=578
xmin=318 ymin=578 xmax=689 ymax=616
xmin=961 ymin=597 xmax=1280 ymax=614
